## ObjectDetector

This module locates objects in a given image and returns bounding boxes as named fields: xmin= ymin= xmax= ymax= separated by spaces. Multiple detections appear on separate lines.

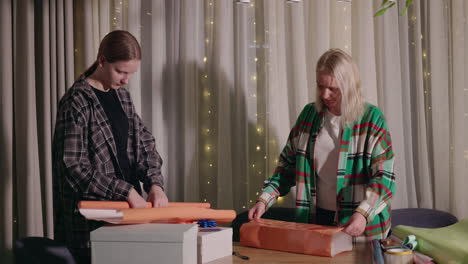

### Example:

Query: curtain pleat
xmin=395 ymin=0 xmax=418 ymax=208
xmin=263 ymin=0 xmax=295 ymax=207
xmin=178 ymin=0 xmax=203 ymax=203
xmin=0 ymin=0 xmax=15 ymax=255
xmin=351 ymin=1 xmax=378 ymax=105
xmin=64 ymin=0 xmax=75 ymax=88
xmin=127 ymin=0 xmax=142 ymax=113
xmin=285 ymin=2 xmax=308 ymax=116
xmin=450 ymin=0 xmax=468 ymax=218
xmin=36 ymin=0 xmax=53 ymax=239
xmin=163 ymin=0 xmax=183 ymax=202
xmin=428 ymin=0 xmax=451 ymax=211
xmin=148 ymin=0 xmax=169 ymax=199
xmin=14 ymin=0 xmax=43 ymax=238
xmin=98 ymin=0 xmax=110 ymax=39
xmin=212 ymin=0 xmax=235 ymax=209
xmin=232 ymin=1 xmax=253 ymax=211
xmin=407 ymin=0 xmax=433 ymax=208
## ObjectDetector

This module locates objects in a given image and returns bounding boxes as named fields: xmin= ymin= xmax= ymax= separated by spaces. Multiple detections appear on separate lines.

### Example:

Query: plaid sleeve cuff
xmin=356 ymin=201 xmax=375 ymax=223
xmin=354 ymin=208 xmax=370 ymax=224
xmin=111 ymin=179 xmax=134 ymax=201
xmin=143 ymin=176 xmax=164 ymax=193
xmin=258 ymin=192 xmax=277 ymax=209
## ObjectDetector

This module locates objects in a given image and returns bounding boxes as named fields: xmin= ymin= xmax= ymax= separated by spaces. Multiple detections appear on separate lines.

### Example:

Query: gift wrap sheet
xmin=240 ymin=219 xmax=352 ymax=257
xmin=392 ymin=219 xmax=468 ymax=264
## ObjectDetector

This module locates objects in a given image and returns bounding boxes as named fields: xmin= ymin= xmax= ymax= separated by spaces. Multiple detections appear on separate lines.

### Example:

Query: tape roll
xmin=402 ymin=234 xmax=418 ymax=250
xmin=384 ymin=248 xmax=413 ymax=264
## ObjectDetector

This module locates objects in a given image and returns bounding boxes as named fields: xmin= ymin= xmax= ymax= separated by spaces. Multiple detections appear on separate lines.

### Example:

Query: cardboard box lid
xmin=91 ymin=223 xmax=198 ymax=243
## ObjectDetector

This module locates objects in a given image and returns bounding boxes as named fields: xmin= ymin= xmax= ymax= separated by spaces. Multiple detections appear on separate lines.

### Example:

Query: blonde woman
xmin=248 ymin=49 xmax=395 ymax=240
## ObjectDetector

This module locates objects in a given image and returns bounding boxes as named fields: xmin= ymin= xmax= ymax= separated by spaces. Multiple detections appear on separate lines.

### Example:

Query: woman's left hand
xmin=147 ymin=185 xmax=169 ymax=207
xmin=342 ymin=212 xmax=367 ymax=237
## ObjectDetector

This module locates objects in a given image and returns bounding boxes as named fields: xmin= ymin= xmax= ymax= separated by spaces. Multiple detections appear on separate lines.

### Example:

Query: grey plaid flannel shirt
xmin=52 ymin=75 xmax=163 ymax=262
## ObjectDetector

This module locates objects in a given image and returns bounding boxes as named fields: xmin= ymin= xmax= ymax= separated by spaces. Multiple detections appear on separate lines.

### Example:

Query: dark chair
xmin=14 ymin=237 xmax=77 ymax=264
xmin=391 ymin=208 xmax=458 ymax=229
xmin=231 ymin=207 xmax=296 ymax=242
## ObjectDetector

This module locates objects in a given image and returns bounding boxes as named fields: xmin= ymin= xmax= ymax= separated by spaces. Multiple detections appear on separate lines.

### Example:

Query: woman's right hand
xmin=127 ymin=188 xmax=149 ymax=208
xmin=248 ymin=201 xmax=266 ymax=220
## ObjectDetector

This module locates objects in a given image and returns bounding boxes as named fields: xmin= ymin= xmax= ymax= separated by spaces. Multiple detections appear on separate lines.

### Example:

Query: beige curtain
xmin=2 ymin=0 xmax=468 ymax=259
xmin=98 ymin=0 xmax=468 ymax=216
xmin=0 ymin=0 xmax=74 ymax=260
xmin=450 ymin=0 xmax=468 ymax=217
xmin=0 ymin=0 xmax=14 ymax=260
xmin=373 ymin=0 xmax=468 ymax=216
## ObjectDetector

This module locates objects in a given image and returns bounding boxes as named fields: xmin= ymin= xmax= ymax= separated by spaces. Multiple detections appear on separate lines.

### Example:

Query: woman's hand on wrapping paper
xmin=248 ymin=201 xmax=266 ymax=220
xmin=127 ymin=188 xmax=150 ymax=208
xmin=342 ymin=212 xmax=367 ymax=237
xmin=147 ymin=185 xmax=169 ymax=207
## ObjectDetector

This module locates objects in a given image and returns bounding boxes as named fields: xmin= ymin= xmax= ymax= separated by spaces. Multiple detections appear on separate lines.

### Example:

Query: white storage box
xmin=197 ymin=227 xmax=232 ymax=263
xmin=91 ymin=223 xmax=198 ymax=264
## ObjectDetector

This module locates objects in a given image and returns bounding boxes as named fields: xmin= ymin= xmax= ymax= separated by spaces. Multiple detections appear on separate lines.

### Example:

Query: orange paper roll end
xmin=78 ymin=201 xmax=211 ymax=209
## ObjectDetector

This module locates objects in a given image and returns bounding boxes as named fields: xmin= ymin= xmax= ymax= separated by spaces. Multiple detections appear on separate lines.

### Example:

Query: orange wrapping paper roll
xmin=120 ymin=207 xmax=236 ymax=224
xmin=78 ymin=201 xmax=211 ymax=209
xmin=240 ymin=219 xmax=352 ymax=257
xmin=79 ymin=206 xmax=236 ymax=224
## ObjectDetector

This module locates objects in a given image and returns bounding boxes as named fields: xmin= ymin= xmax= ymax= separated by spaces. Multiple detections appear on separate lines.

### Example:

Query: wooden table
xmin=207 ymin=242 xmax=372 ymax=264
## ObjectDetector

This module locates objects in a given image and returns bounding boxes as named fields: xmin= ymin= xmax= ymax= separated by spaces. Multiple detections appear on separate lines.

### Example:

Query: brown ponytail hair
xmin=84 ymin=30 xmax=142 ymax=76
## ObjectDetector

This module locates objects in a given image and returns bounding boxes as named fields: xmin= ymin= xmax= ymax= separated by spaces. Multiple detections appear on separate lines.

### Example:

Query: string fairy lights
xmin=200 ymin=0 xmax=217 ymax=206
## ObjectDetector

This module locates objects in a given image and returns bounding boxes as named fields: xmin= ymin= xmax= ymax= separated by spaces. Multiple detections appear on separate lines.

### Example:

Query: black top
xmin=92 ymin=87 xmax=132 ymax=181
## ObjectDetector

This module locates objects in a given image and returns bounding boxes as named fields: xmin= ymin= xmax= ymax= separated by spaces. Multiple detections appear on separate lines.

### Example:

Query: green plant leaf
xmin=374 ymin=9 xmax=387 ymax=17
xmin=374 ymin=2 xmax=396 ymax=17
xmin=380 ymin=0 xmax=391 ymax=7
xmin=400 ymin=0 xmax=413 ymax=15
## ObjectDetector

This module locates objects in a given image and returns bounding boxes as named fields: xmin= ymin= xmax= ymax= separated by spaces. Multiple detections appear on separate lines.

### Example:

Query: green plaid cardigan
xmin=260 ymin=103 xmax=395 ymax=239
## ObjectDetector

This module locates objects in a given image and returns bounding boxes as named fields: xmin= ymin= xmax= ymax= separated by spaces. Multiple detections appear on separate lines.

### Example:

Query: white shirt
xmin=314 ymin=111 xmax=341 ymax=211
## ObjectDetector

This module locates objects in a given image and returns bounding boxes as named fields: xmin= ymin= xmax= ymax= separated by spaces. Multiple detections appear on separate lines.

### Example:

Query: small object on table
xmin=382 ymin=235 xmax=418 ymax=250
xmin=197 ymin=220 xmax=217 ymax=228
xmin=197 ymin=220 xmax=221 ymax=232
xmin=380 ymin=238 xmax=393 ymax=247
xmin=384 ymin=248 xmax=413 ymax=264
xmin=388 ymin=235 xmax=435 ymax=264
xmin=232 ymin=251 xmax=249 ymax=260
xmin=371 ymin=239 xmax=385 ymax=264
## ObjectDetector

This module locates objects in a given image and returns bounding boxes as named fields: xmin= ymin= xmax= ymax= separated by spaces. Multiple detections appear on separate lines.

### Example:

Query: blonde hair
xmin=315 ymin=48 xmax=365 ymax=126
